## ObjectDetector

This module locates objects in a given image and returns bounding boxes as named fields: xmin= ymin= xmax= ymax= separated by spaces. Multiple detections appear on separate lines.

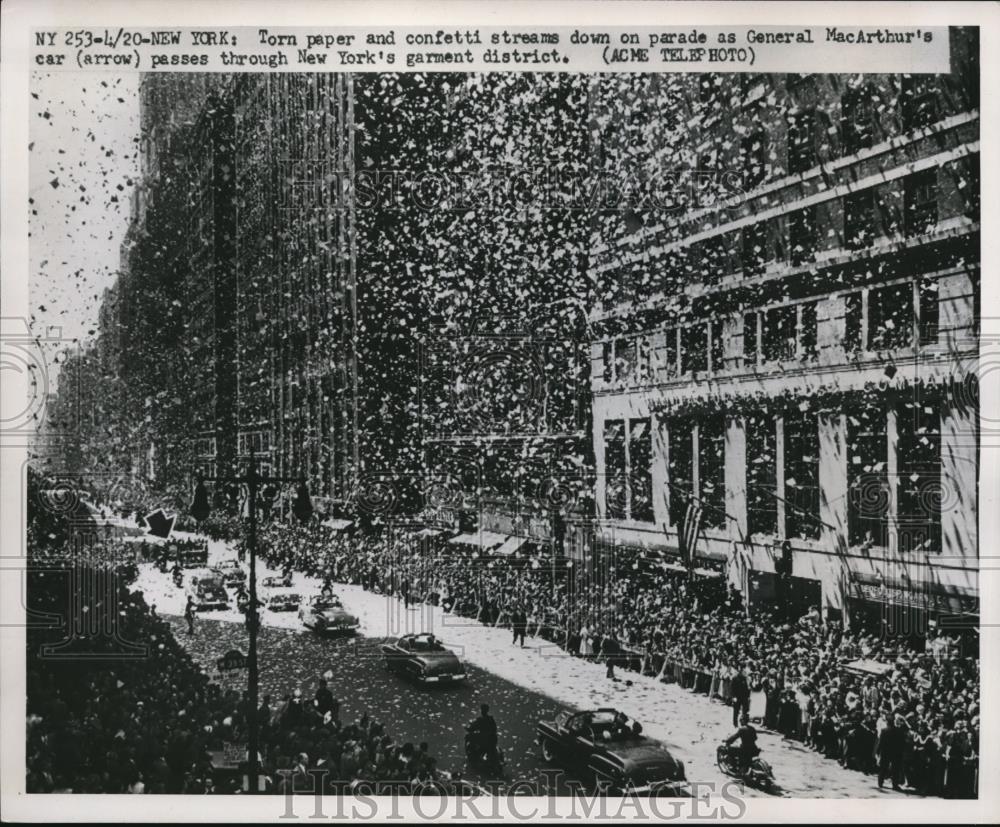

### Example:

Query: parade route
xmin=133 ymin=539 xmax=910 ymax=799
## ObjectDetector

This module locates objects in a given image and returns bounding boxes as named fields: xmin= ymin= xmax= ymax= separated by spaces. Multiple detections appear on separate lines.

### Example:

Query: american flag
xmin=678 ymin=497 xmax=703 ymax=573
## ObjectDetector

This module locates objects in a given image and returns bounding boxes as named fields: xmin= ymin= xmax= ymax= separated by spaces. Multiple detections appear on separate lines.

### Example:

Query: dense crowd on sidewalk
xmin=25 ymin=542 xmax=463 ymax=795
xmin=260 ymin=522 xmax=979 ymax=798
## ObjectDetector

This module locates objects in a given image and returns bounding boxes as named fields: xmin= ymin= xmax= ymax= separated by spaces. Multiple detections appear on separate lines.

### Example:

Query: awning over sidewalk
xmin=494 ymin=535 xmax=531 ymax=557
xmin=447 ymin=531 xmax=508 ymax=551
xmin=414 ymin=528 xmax=444 ymax=538
xmin=322 ymin=518 xmax=353 ymax=531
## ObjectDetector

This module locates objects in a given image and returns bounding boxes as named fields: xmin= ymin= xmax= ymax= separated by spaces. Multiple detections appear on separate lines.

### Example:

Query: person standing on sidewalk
xmin=512 ymin=606 xmax=527 ymax=648
xmin=184 ymin=596 xmax=196 ymax=636
xmin=731 ymin=666 xmax=751 ymax=727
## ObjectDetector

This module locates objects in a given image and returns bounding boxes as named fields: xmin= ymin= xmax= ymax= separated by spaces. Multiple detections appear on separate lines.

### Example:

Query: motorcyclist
xmin=725 ymin=713 xmax=760 ymax=775
xmin=468 ymin=704 xmax=499 ymax=765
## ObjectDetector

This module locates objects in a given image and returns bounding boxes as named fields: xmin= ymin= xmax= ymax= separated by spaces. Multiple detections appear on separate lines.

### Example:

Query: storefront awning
xmin=692 ymin=566 xmax=723 ymax=579
xmin=447 ymin=531 xmax=508 ymax=551
xmin=322 ymin=518 xmax=353 ymax=532
xmin=414 ymin=528 xmax=444 ymax=538
xmin=494 ymin=535 xmax=531 ymax=557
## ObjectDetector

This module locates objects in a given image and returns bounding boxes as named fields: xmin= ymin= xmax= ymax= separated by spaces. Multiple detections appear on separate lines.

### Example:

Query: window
xmin=847 ymin=405 xmax=888 ymax=547
xmin=740 ymin=131 xmax=768 ymax=189
xmin=918 ymin=279 xmax=939 ymax=345
xmin=788 ymin=206 xmax=817 ymax=265
xmin=787 ymin=109 xmax=817 ymax=174
xmin=868 ymin=282 xmax=914 ymax=351
xmin=784 ymin=413 xmax=821 ymax=539
xmin=799 ymin=302 xmax=818 ymax=360
xmin=681 ymin=324 xmax=708 ymax=374
xmin=742 ymin=221 xmax=770 ymax=277
xmin=746 ymin=412 xmax=777 ymax=535
xmin=601 ymin=341 xmax=613 ymax=383
xmin=842 ymin=82 xmax=876 ymax=154
xmin=614 ymin=338 xmax=635 ymax=384
xmin=604 ymin=417 xmax=655 ymax=523
xmin=743 ymin=312 xmax=759 ymax=366
xmin=761 ymin=305 xmax=797 ymax=362
xmin=901 ymin=75 xmax=940 ymax=132
xmin=844 ymin=189 xmax=876 ymax=249
xmin=904 ymin=169 xmax=938 ymax=236
xmin=699 ymin=417 xmax=726 ymax=529
xmin=896 ymin=399 xmax=942 ymax=553
xmin=668 ymin=417 xmax=694 ymax=527
xmin=636 ymin=336 xmax=653 ymax=384
xmin=604 ymin=420 xmax=626 ymax=520
xmin=710 ymin=320 xmax=725 ymax=373
xmin=663 ymin=328 xmax=679 ymax=378
xmin=844 ymin=292 xmax=863 ymax=352
xmin=629 ymin=418 xmax=654 ymax=523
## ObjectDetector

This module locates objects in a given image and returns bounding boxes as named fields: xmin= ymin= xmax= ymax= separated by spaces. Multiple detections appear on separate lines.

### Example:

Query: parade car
xmin=213 ymin=559 xmax=247 ymax=588
xmin=266 ymin=591 xmax=302 ymax=612
xmin=186 ymin=572 xmax=229 ymax=611
xmin=536 ymin=708 xmax=689 ymax=795
xmin=381 ymin=633 xmax=467 ymax=685
xmin=261 ymin=573 xmax=293 ymax=589
xmin=299 ymin=594 xmax=360 ymax=634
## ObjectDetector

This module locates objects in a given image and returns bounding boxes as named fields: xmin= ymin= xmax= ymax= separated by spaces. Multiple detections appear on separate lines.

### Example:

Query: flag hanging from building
xmin=678 ymin=497 xmax=703 ymax=573
xmin=727 ymin=540 xmax=752 ymax=595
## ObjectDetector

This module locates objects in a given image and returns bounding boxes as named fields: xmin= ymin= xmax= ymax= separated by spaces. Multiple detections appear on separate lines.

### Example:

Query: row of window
xmin=601 ymin=277 xmax=940 ymax=385
xmin=742 ymin=170 xmax=944 ymax=275
xmin=730 ymin=75 xmax=951 ymax=186
xmin=603 ymin=399 xmax=943 ymax=552
xmin=238 ymin=430 xmax=272 ymax=456
xmin=191 ymin=437 xmax=217 ymax=458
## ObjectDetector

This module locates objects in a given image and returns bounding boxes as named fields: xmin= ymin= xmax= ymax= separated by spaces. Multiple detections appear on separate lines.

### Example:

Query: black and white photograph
xmin=1 ymin=2 xmax=995 ymax=822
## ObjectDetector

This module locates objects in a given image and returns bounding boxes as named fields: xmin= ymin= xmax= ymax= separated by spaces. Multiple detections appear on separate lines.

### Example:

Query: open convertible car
xmin=536 ymin=708 xmax=690 ymax=795
xmin=381 ymin=633 xmax=467 ymax=685
xmin=298 ymin=594 xmax=360 ymax=634
xmin=213 ymin=559 xmax=247 ymax=588
xmin=186 ymin=572 xmax=229 ymax=612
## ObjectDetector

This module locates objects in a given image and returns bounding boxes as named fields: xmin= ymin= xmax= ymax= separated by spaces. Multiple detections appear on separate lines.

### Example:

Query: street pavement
xmin=131 ymin=534 xmax=911 ymax=799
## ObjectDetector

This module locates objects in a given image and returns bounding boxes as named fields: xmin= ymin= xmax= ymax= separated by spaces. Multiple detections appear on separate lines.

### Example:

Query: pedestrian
xmin=184 ymin=596 xmax=196 ymax=636
xmin=604 ymin=630 xmax=620 ymax=680
xmin=512 ymin=606 xmax=527 ymax=648
xmin=876 ymin=714 xmax=906 ymax=791
xmin=731 ymin=666 xmax=751 ymax=727
xmin=314 ymin=679 xmax=335 ymax=719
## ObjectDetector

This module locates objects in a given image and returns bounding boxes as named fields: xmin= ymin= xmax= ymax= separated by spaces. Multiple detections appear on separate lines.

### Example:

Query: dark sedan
xmin=299 ymin=594 xmax=360 ymax=634
xmin=537 ymin=708 xmax=689 ymax=795
xmin=381 ymin=633 xmax=467 ymax=685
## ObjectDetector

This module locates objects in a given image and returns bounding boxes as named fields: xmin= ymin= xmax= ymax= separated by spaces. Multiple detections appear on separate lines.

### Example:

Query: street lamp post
xmin=191 ymin=451 xmax=311 ymax=793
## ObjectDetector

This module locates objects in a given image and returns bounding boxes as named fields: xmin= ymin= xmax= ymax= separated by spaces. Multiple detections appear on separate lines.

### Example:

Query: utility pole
xmin=192 ymin=451 xmax=311 ymax=793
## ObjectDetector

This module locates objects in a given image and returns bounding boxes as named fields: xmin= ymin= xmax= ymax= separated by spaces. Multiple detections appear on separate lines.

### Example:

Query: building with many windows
xmin=588 ymin=29 xmax=980 ymax=629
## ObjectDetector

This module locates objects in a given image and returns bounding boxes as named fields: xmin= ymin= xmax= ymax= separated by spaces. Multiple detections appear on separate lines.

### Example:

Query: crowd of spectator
xmin=25 ymin=542 xmax=465 ymax=795
xmin=260 ymin=522 xmax=979 ymax=798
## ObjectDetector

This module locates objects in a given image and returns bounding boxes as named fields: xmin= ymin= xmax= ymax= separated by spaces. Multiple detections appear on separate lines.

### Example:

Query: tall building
xmin=349 ymin=73 xmax=597 ymax=553
xmin=232 ymin=75 xmax=356 ymax=506
xmin=588 ymin=29 xmax=980 ymax=631
xmin=116 ymin=75 xmax=236 ymax=489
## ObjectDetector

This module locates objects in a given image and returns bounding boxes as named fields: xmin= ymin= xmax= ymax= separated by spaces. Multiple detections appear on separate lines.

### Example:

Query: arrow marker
xmin=144 ymin=508 xmax=176 ymax=539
